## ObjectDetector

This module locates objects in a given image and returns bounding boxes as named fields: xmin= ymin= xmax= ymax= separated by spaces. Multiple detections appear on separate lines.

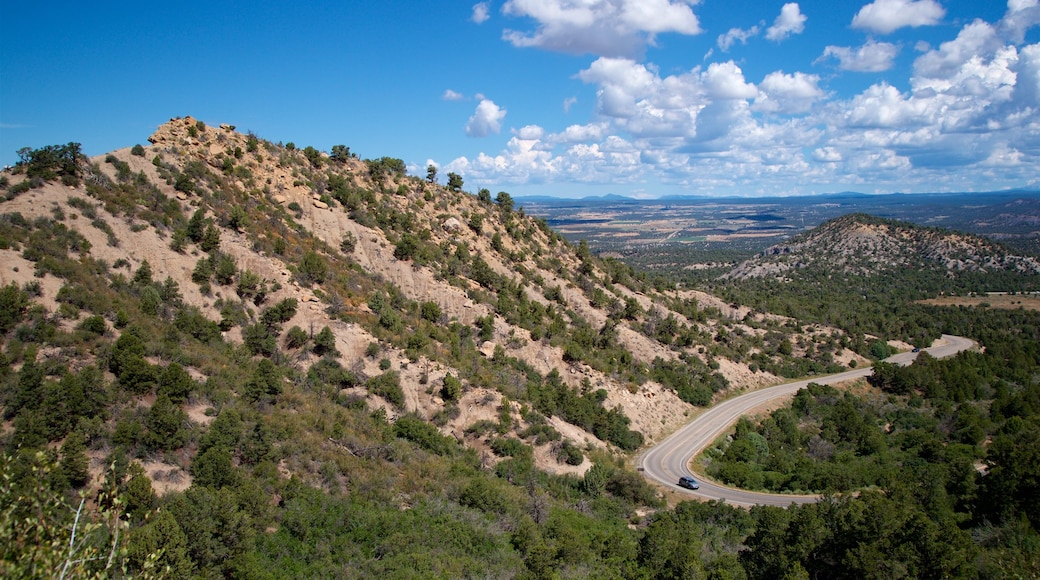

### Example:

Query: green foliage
xmin=441 ymin=373 xmax=463 ymax=402
xmin=365 ymin=156 xmax=406 ymax=183
xmin=393 ymin=232 xmax=419 ymax=261
xmin=312 ymin=326 xmax=338 ymax=357
xmin=200 ymin=224 xmax=221 ymax=253
xmin=16 ymin=142 xmax=83 ymax=183
xmin=495 ymin=191 xmax=514 ymax=213
xmin=157 ymin=362 xmax=194 ymax=404
xmin=468 ymin=212 xmax=483 ymax=233
xmin=446 ymin=172 xmax=464 ymax=192
xmin=242 ymin=322 xmax=277 ymax=357
xmin=0 ymin=452 xmax=150 ymax=579
xmin=302 ymin=146 xmax=324 ymax=168
xmin=145 ymin=394 xmax=187 ymax=451
xmin=260 ymin=297 xmax=298 ymax=329
xmin=59 ymin=430 xmax=90 ymax=487
xmin=296 ymin=250 xmax=328 ymax=286
xmin=284 ymin=325 xmax=309 ymax=350
xmin=330 ymin=144 xmax=352 ymax=162
xmin=367 ymin=370 xmax=404 ymax=407
xmin=245 ymin=358 xmax=282 ymax=404
xmin=394 ymin=415 xmax=459 ymax=456
xmin=339 ymin=231 xmax=357 ymax=253
xmin=0 ymin=283 xmax=30 ymax=334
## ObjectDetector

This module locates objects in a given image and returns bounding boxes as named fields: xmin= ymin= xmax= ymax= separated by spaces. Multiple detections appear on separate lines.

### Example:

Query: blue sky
xmin=2 ymin=0 xmax=1038 ymax=198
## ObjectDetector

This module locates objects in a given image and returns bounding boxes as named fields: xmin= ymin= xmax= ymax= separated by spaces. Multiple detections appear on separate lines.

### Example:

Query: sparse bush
xmin=130 ymin=144 xmax=146 ymax=156
xmin=340 ymin=231 xmax=357 ymax=253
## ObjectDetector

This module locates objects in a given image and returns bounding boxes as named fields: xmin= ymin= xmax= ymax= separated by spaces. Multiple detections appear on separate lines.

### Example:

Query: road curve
xmin=639 ymin=334 xmax=975 ymax=507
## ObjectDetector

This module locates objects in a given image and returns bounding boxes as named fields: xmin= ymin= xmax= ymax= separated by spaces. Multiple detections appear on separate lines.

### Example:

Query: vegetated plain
xmin=521 ymin=189 xmax=1040 ymax=272
xmin=1 ymin=118 xmax=1038 ymax=578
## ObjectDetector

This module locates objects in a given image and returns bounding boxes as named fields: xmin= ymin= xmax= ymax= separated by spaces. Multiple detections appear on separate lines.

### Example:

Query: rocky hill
xmin=0 ymin=116 xmax=865 ymax=492
xmin=724 ymin=213 xmax=1040 ymax=281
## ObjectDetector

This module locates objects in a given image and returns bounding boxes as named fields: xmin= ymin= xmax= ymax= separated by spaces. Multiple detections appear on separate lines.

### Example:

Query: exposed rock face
xmin=442 ymin=217 xmax=462 ymax=233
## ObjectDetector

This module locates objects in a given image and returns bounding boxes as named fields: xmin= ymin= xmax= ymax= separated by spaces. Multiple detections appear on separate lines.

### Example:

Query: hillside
xmin=0 ymin=117 xmax=867 ymax=489
xmin=2 ymin=119 xmax=1040 ymax=578
xmin=724 ymin=213 xmax=1040 ymax=281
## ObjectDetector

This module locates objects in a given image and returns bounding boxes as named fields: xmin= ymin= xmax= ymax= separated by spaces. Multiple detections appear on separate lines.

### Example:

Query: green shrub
xmin=296 ymin=251 xmax=328 ymax=286
xmin=77 ymin=315 xmax=107 ymax=336
xmin=394 ymin=415 xmax=458 ymax=456
xmin=367 ymin=371 xmax=404 ymax=407
xmin=441 ymin=373 xmax=462 ymax=402
xmin=284 ymin=325 xmax=308 ymax=350
xmin=312 ymin=326 xmax=338 ymax=357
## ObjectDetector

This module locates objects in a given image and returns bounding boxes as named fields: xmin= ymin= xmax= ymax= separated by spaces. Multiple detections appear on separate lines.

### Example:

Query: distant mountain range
xmin=516 ymin=189 xmax=1040 ymax=205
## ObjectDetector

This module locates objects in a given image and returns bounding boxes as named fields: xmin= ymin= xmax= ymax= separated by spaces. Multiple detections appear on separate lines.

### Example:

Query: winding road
xmin=639 ymin=334 xmax=976 ymax=507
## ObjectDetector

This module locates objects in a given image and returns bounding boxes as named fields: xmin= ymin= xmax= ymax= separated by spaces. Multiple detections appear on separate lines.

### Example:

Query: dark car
xmin=912 ymin=347 xmax=921 ymax=353
xmin=678 ymin=476 xmax=700 ymax=490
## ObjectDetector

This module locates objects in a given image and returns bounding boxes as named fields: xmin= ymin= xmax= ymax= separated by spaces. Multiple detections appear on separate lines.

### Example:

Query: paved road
xmin=639 ymin=334 xmax=975 ymax=507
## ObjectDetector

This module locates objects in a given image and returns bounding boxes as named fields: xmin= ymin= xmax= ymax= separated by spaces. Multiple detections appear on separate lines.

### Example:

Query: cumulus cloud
xmin=1001 ymin=0 xmax=1040 ymax=43
xmin=703 ymin=62 xmax=757 ymax=99
xmin=754 ymin=71 xmax=824 ymax=113
xmin=813 ymin=147 xmax=842 ymax=162
xmin=766 ymin=3 xmax=807 ymax=42
xmin=818 ymin=40 xmax=900 ymax=72
xmin=851 ymin=0 xmax=945 ymax=34
xmin=465 ymin=99 xmax=507 ymax=137
xmin=718 ymin=25 xmax=759 ymax=51
xmin=472 ymin=2 xmax=491 ymax=23
xmin=443 ymin=89 xmax=465 ymax=101
xmin=501 ymin=0 xmax=702 ymax=58
xmin=563 ymin=96 xmax=578 ymax=112
xmin=576 ymin=57 xmax=662 ymax=118
xmin=548 ymin=122 xmax=611 ymax=143
xmin=515 ymin=124 xmax=545 ymax=139
xmin=448 ymin=5 xmax=1039 ymax=196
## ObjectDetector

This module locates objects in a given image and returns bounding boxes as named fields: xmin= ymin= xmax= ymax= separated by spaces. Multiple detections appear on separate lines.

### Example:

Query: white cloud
xmin=1000 ymin=0 xmax=1040 ymax=43
xmin=983 ymin=143 xmax=1025 ymax=166
xmin=501 ymin=0 xmax=702 ymax=58
xmin=515 ymin=124 xmax=545 ymax=139
xmin=549 ymin=122 xmax=611 ymax=143
xmin=1014 ymin=43 xmax=1040 ymax=108
xmin=443 ymin=89 xmax=465 ymax=101
xmin=819 ymin=40 xmax=900 ymax=72
xmin=841 ymin=83 xmax=926 ymax=128
xmin=472 ymin=2 xmax=491 ymax=24
xmin=765 ymin=3 xmax=806 ymax=42
xmin=913 ymin=21 xmax=1002 ymax=80
xmin=754 ymin=71 xmax=824 ymax=113
xmin=717 ymin=25 xmax=759 ymax=51
xmin=703 ymin=61 xmax=757 ymax=99
xmin=465 ymin=99 xmax=507 ymax=137
xmin=449 ymin=8 xmax=1039 ymax=196
xmin=813 ymin=147 xmax=842 ymax=162
xmin=851 ymin=0 xmax=945 ymax=34
xmin=563 ymin=96 xmax=578 ymax=112
xmin=576 ymin=57 xmax=662 ymax=118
